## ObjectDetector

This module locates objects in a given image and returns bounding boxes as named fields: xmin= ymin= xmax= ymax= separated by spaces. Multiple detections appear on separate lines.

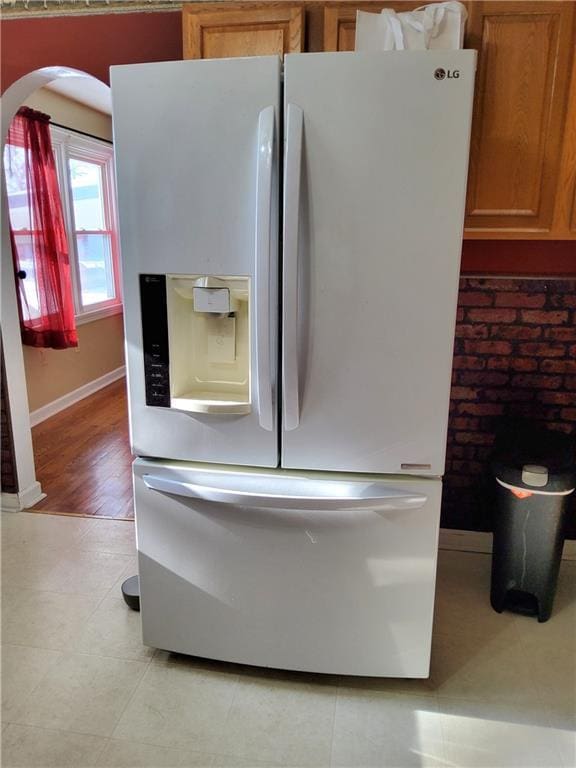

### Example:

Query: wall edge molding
xmin=0 ymin=1 xmax=183 ymax=19
xmin=1 ymin=481 xmax=45 ymax=512
xmin=29 ymin=366 xmax=126 ymax=426
xmin=439 ymin=528 xmax=576 ymax=562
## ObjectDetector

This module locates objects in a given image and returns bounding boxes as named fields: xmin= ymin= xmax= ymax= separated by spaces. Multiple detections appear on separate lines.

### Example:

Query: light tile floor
xmin=2 ymin=512 xmax=574 ymax=768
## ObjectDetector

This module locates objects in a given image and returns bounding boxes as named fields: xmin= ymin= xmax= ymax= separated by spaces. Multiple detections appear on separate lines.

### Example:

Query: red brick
xmin=565 ymin=377 xmax=576 ymax=390
xmin=492 ymin=325 xmax=542 ymax=340
xmin=544 ymin=327 xmax=576 ymax=341
xmin=540 ymin=359 xmax=576 ymax=374
xmin=538 ymin=392 xmax=576 ymax=405
xmin=451 ymin=417 xmax=481 ymax=430
xmin=458 ymin=292 xmax=494 ymax=307
xmin=457 ymin=403 xmax=505 ymax=416
xmin=560 ymin=408 xmax=576 ymax=421
xmin=549 ymin=294 xmax=576 ymax=309
xmin=450 ymin=386 xmax=479 ymax=400
xmin=495 ymin=292 xmax=546 ymax=308
xmin=519 ymin=343 xmax=566 ymax=357
xmin=466 ymin=279 xmax=520 ymax=291
xmin=467 ymin=308 xmax=517 ymax=324
xmin=455 ymin=432 xmax=495 ymax=445
xmin=457 ymin=371 xmax=509 ymax=386
xmin=445 ymin=475 xmax=475 ymax=488
xmin=485 ymin=389 xmax=535 ymax=402
xmin=451 ymin=460 xmax=484 ymax=475
xmin=570 ymin=345 xmax=576 ymax=357
xmin=511 ymin=374 xmax=562 ymax=389
xmin=455 ymin=324 xmax=490 ymax=340
xmin=456 ymin=308 xmax=465 ymax=322
xmin=452 ymin=356 xmax=486 ymax=370
xmin=487 ymin=358 xmax=511 ymax=371
xmin=547 ymin=422 xmax=574 ymax=435
xmin=510 ymin=358 xmax=538 ymax=372
xmin=464 ymin=341 xmax=512 ymax=355
xmin=521 ymin=310 xmax=569 ymax=325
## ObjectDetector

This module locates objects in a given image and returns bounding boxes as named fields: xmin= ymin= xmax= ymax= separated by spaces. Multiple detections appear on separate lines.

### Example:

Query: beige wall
xmin=24 ymin=313 xmax=125 ymax=413
xmin=19 ymin=87 xmax=122 ymax=414
xmin=24 ymin=87 xmax=112 ymax=141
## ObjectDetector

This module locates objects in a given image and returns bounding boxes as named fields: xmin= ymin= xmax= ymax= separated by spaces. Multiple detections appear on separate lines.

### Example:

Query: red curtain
xmin=5 ymin=107 xmax=77 ymax=349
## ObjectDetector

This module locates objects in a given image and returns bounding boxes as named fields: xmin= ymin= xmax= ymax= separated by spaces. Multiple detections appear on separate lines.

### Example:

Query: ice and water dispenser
xmin=140 ymin=274 xmax=250 ymax=414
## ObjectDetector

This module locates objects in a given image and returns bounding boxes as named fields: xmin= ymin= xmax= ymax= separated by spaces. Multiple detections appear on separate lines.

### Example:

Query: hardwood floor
xmin=29 ymin=379 xmax=134 ymax=519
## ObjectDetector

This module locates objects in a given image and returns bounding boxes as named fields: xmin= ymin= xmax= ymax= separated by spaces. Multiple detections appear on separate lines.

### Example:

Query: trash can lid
xmin=492 ymin=419 xmax=576 ymax=493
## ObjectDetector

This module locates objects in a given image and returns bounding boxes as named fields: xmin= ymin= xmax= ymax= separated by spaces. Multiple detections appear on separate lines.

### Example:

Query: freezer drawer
xmin=133 ymin=458 xmax=442 ymax=677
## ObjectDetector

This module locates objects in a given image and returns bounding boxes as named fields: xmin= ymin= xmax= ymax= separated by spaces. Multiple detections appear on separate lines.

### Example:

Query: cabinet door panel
xmin=183 ymin=3 xmax=304 ymax=59
xmin=464 ymin=1 xmax=575 ymax=235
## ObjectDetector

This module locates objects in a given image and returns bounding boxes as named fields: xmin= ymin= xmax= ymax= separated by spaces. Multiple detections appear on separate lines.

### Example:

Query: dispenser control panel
xmin=140 ymin=274 xmax=171 ymax=407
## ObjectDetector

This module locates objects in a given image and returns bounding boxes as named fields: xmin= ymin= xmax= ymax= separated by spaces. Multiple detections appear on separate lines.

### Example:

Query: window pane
xmin=14 ymin=234 xmax=41 ymax=321
xmin=3 ymin=144 xmax=34 ymax=230
xmin=76 ymin=233 xmax=115 ymax=306
xmin=69 ymin=158 xmax=105 ymax=230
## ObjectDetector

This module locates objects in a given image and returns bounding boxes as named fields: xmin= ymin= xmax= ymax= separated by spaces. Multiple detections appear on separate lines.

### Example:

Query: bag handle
xmin=380 ymin=8 xmax=405 ymax=50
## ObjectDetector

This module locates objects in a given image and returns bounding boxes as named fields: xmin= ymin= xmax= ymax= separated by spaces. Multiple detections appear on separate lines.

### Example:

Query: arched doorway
xmin=1 ymin=67 xmax=114 ymax=510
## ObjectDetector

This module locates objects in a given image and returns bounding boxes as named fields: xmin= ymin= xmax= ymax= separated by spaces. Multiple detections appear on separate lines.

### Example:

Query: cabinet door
xmin=464 ymin=1 xmax=575 ymax=237
xmin=323 ymin=1 xmax=423 ymax=51
xmin=552 ymin=45 xmax=576 ymax=237
xmin=183 ymin=2 xmax=304 ymax=59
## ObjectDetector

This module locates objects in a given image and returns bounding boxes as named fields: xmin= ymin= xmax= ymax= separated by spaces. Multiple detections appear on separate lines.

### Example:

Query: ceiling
xmin=45 ymin=77 xmax=111 ymax=115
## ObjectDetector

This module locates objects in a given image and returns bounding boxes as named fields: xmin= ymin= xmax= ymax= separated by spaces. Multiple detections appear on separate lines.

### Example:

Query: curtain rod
xmin=50 ymin=120 xmax=113 ymax=145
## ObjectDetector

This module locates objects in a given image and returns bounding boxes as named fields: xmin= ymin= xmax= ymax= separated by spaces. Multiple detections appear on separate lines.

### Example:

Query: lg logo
xmin=434 ymin=68 xmax=460 ymax=80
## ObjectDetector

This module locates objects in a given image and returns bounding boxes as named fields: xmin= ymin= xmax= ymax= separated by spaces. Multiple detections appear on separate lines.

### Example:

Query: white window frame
xmin=50 ymin=125 xmax=122 ymax=325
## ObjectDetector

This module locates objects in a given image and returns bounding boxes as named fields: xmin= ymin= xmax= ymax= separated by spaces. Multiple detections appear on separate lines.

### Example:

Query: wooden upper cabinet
xmin=465 ymin=1 xmax=576 ymax=238
xmin=182 ymin=2 xmax=304 ymax=60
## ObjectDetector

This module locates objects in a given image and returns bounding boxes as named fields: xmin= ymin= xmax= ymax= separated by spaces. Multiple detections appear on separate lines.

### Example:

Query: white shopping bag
xmin=355 ymin=2 xmax=467 ymax=51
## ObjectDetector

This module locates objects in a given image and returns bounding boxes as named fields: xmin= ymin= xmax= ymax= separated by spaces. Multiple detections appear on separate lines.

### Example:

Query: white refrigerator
xmin=110 ymin=50 xmax=475 ymax=677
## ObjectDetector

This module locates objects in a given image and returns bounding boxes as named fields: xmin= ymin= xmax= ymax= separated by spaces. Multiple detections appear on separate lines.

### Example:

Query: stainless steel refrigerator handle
xmin=255 ymin=105 xmax=275 ymax=431
xmin=142 ymin=474 xmax=427 ymax=512
xmin=282 ymin=104 xmax=304 ymax=432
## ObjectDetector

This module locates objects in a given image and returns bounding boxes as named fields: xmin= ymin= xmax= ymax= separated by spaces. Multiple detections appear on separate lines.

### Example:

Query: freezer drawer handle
xmin=282 ymin=103 xmax=304 ymax=432
xmin=255 ymin=105 xmax=275 ymax=432
xmin=142 ymin=473 xmax=427 ymax=511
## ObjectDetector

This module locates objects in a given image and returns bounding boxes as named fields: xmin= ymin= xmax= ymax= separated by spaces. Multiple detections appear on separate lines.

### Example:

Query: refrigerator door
xmin=111 ymin=57 xmax=280 ymax=467
xmin=133 ymin=458 xmax=442 ymax=677
xmin=282 ymin=51 xmax=476 ymax=475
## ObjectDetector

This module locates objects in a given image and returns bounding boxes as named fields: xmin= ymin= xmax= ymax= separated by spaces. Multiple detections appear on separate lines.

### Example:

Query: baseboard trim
xmin=439 ymin=528 xmax=576 ymax=562
xmin=1 ymin=481 xmax=46 ymax=512
xmin=29 ymin=366 xmax=126 ymax=427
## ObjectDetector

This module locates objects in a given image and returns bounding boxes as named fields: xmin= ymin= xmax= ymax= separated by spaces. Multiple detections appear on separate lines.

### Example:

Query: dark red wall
xmin=1 ymin=11 xmax=182 ymax=92
xmin=1 ymin=351 xmax=18 ymax=494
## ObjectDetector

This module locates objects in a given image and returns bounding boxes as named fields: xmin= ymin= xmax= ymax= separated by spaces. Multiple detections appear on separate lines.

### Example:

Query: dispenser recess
xmin=140 ymin=274 xmax=251 ymax=414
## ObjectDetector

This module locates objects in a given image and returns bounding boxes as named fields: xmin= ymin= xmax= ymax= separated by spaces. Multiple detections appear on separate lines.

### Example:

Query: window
xmin=3 ymin=140 xmax=42 ymax=321
xmin=50 ymin=126 xmax=122 ymax=323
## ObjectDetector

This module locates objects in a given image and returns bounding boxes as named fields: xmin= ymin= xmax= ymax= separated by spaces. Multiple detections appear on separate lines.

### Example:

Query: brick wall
xmin=443 ymin=277 xmax=576 ymax=536
xmin=1 ymin=351 xmax=18 ymax=495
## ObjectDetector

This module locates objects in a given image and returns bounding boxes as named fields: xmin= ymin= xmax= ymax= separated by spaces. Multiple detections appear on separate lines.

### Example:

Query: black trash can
xmin=490 ymin=421 xmax=575 ymax=622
